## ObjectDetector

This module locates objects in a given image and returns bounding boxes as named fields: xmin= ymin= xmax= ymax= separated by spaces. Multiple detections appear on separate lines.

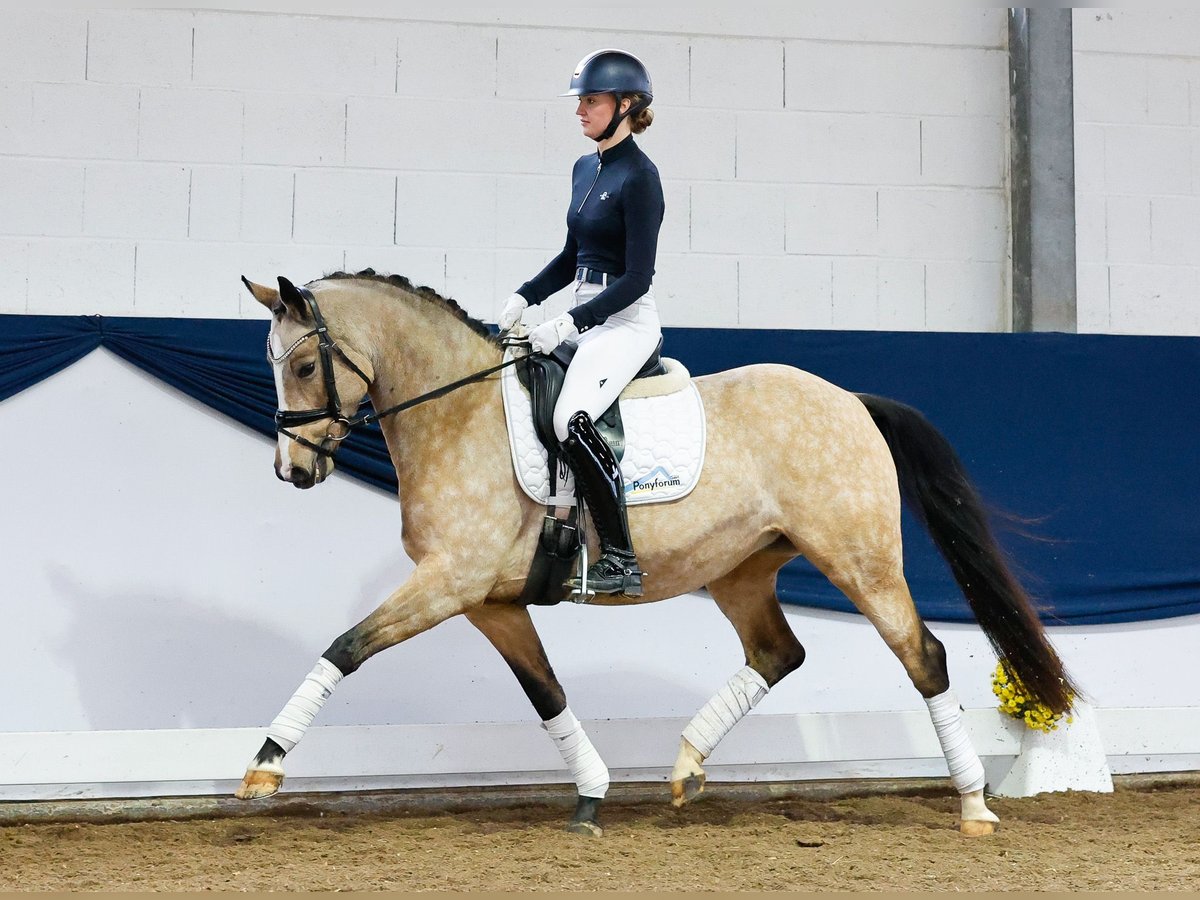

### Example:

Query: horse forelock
xmin=314 ymin=269 xmax=498 ymax=345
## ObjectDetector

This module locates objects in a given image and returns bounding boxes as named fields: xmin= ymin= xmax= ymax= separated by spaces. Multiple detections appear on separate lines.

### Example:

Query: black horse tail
xmin=857 ymin=393 xmax=1077 ymax=714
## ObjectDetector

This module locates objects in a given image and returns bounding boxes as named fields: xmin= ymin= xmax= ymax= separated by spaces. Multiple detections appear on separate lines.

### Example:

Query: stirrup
xmin=567 ymin=552 xmax=643 ymax=598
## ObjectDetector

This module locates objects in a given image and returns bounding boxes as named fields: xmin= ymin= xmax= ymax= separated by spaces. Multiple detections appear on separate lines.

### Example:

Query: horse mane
xmin=317 ymin=269 xmax=498 ymax=344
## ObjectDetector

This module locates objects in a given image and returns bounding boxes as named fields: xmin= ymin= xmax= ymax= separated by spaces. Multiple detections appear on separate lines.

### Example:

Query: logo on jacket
xmin=599 ymin=191 xmax=610 ymax=200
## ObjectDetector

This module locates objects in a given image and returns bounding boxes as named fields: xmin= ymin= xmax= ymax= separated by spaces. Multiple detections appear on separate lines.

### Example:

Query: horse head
xmin=243 ymin=275 xmax=373 ymax=489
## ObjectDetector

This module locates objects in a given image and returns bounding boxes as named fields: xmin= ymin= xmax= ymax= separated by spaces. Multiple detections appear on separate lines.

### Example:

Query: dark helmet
xmin=561 ymin=49 xmax=652 ymax=142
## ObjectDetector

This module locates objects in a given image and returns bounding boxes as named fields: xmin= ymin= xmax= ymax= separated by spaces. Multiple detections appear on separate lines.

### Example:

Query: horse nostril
xmin=290 ymin=467 xmax=314 ymax=489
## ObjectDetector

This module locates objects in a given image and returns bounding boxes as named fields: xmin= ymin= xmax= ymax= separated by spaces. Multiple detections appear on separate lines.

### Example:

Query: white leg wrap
xmin=681 ymin=666 xmax=770 ymax=759
xmin=925 ymin=688 xmax=986 ymax=795
xmin=543 ymin=706 xmax=609 ymax=799
xmin=267 ymin=658 xmax=344 ymax=753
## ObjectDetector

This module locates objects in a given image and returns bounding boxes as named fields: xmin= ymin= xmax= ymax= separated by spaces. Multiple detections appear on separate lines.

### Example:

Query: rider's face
xmin=576 ymin=93 xmax=617 ymax=140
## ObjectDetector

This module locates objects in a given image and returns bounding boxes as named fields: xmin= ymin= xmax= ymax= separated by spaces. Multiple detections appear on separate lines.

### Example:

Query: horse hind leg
xmin=833 ymin=565 xmax=999 ymax=836
xmin=671 ymin=547 xmax=806 ymax=807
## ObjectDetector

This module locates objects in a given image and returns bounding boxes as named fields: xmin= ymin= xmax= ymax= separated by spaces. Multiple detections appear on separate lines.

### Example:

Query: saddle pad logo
xmin=627 ymin=466 xmax=683 ymax=496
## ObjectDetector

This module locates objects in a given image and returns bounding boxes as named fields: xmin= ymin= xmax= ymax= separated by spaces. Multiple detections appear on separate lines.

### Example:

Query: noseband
xmin=267 ymin=284 xmax=522 ymax=476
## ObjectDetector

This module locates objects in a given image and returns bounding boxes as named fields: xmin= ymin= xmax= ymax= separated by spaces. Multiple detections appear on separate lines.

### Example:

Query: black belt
xmin=576 ymin=267 xmax=612 ymax=286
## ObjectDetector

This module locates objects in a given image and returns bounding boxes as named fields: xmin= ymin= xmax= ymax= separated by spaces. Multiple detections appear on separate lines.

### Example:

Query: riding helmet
xmin=562 ymin=49 xmax=653 ymax=141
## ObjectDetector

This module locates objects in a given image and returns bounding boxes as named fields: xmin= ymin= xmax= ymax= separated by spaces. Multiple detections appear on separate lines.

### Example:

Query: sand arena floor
xmin=3 ymin=781 xmax=1199 ymax=891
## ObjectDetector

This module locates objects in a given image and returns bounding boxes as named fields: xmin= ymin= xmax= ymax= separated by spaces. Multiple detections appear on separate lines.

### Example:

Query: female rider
xmin=498 ymin=49 xmax=664 ymax=598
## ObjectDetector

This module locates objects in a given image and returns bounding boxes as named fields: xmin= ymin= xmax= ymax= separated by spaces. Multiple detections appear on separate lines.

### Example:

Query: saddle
xmin=515 ymin=337 xmax=665 ymax=607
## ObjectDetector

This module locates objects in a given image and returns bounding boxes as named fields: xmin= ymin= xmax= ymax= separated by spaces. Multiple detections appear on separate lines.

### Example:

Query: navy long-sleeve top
xmin=516 ymin=136 xmax=665 ymax=331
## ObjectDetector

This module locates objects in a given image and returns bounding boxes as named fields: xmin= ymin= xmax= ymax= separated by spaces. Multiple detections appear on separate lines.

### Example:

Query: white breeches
xmin=552 ymin=281 xmax=662 ymax=442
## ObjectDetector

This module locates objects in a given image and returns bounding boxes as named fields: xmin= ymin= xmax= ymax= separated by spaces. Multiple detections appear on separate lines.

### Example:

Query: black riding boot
xmin=561 ymin=410 xmax=644 ymax=597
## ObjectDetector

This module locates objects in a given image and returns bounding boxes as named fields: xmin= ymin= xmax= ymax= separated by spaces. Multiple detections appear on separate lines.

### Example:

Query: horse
xmin=235 ymin=269 xmax=1077 ymax=837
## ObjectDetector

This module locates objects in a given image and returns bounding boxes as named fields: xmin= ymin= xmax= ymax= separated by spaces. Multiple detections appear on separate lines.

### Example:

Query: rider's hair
xmin=627 ymin=94 xmax=653 ymax=134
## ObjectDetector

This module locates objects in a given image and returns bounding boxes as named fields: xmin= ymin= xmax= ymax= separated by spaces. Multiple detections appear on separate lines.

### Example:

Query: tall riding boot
xmin=561 ymin=410 xmax=644 ymax=597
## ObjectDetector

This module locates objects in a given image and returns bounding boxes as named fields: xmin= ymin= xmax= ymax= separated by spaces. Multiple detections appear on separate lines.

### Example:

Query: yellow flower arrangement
xmin=992 ymin=660 xmax=1074 ymax=733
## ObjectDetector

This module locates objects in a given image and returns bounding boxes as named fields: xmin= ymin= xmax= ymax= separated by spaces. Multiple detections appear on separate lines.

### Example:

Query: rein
xmin=268 ymin=285 xmax=522 ymax=468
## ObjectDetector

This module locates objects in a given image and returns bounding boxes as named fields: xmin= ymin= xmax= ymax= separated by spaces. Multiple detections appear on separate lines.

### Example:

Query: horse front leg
xmin=235 ymin=559 xmax=488 ymax=799
xmin=465 ymin=603 xmax=610 ymax=837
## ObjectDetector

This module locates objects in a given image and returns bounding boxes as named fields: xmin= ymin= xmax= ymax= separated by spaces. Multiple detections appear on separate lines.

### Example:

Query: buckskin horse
xmin=235 ymin=270 xmax=1076 ymax=837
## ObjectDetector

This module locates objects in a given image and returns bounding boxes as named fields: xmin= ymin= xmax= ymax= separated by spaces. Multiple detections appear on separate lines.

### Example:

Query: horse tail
xmin=856 ymin=393 xmax=1077 ymax=714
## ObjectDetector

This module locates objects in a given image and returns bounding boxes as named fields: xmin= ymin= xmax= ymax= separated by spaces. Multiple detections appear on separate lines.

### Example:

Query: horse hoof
xmin=565 ymin=820 xmax=603 ymax=837
xmin=670 ymin=772 xmax=706 ymax=808
xmin=235 ymin=767 xmax=284 ymax=800
xmin=960 ymin=819 xmax=997 ymax=837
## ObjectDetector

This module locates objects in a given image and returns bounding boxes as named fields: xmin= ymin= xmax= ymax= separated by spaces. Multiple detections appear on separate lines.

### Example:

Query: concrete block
xmin=1109 ymin=264 xmax=1200 ymax=336
xmin=86 ymin=10 xmax=194 ymax=86
xmin=1074 ymin=192 xmax=1107 ymax=265
xmin=28 ymin=83 xmax=139 ymax=160
xmin=738 ymin=112 xmax=920 ymax=185
xmin=920 ymin=116 xmax=1006 ymax=188
xmin=1075 ymin=263 xmax=1111 ymax=333
xmin=240 ymin=168 xmax=296 ymax=244
xmin=83 ymin=162 xmax=191 ymax=240
xmin=191 ymin=11 xmax=396 ymax=95
xmin=0 ymin=240 xmax=29 ymax=313
xmin=498 ymin=29 xmax=689 ymax=105
xmin=396 ymin=22 xmax=497 ymax=99
xmin=1104 ymin=125 xmax=1191 ymax=195
xmin=347 ymin=96 xmax=543 ymax=173
xmin=139 ymin=87 xmax=243 ymax=164
xmin=639 ymin=107 xmax=735 ymax=181
xmin=1145 ymin=59 xmax=1196 ymax=126
xmin=0 ymin=10 xmax=87 ymax=82
xmin=0 ymin=85 xmax=33 ymax=155
xmin=877 ymin=259 xmax=928 ymax=331
xmin=785 ymin=42 xmax=1007 ymax=117
xmin=444 ymin=249 xmax=495 ymax=321
xmin=187 ymin=167 xmax=242 ymax=241
xmin=779 ymin=8 xmax=1005 ymax=47
xmin=1073 ymin=8 xmax=1200 ymax=58
xmin=0 ymin=159 xmax=84 ymax=237
xmin=878 ymin=189 xmax=1006 ymax=262
xmin=690 ymin=37 xmax=784 ymax=110
xmin=785 ymin=185 xmax=878 ymax=257
xmin=1151 ymin=196 xmax=1200 ymax=266
xmin=1073 ymin=53 xmax=1146 ymax=125
xmin=924 ymin=260 xmax=1007 ymax=332
xmin=658 ymin=181 xmax=690 ymax=254
xmin=736 ymin=255 xmax=832 ymax=329
xmin=243 ymin=92 xmax=346 ymax=167
xmin=831 ymin=258 xmax=880 ymax=329
xmin=1073 ymin=123 xmax=1106 ymax=193
xmin=342 ymin=248 xmax=447 ymax=296
xmin=654 ymin=254 xmax=738 ymax=327
xmin=27 ymin=238 xmax=135 ymax=315
xmin=397 ymin=172 xmax=498 ymax=250
xmin=494 ymin=175 xmax=564 ymax=251
xmin=134 ymin=241 xmax=244 ymax=317
xmin=293 ymin=170 xmax=395 ymax=246
xmin=1105 ymin=196 xmax=1152 ymax=264
xmin=691 ymin=182 xmax=784 ymax=255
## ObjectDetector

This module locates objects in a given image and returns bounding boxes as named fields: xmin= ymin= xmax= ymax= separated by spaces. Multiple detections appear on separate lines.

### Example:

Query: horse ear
xmin=241 ymin=276 xmax=282 ymax=314
xmin=276 ymin=276 xmax=311 ymax=320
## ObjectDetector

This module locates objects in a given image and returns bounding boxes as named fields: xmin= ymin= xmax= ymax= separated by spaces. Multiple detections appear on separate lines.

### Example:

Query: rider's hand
xmin=498 ymin=293 xmax=528 ymax=331
xmin=528 ymin=312 xmax=579 ymax=354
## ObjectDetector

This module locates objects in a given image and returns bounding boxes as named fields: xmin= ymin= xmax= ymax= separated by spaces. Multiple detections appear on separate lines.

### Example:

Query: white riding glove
xmin=529 ymin=312 xmax=580 ymax=354
xmin=498 ymin=293 xmax=528 ymax=331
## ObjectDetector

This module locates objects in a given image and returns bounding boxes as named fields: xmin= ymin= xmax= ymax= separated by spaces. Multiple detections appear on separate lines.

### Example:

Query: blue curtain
xmin=3 ymin=314 xmax=1197 ymax=625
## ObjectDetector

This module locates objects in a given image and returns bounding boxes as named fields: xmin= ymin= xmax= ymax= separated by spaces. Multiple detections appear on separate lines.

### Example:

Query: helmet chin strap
xmin=593 ymin=93 xmax=649 ymax=143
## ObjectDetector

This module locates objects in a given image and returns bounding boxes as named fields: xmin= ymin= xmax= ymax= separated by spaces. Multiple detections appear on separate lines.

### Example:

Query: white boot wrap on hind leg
xmin=682 ymin=666 xmax=770 ymax=759
xmin=543 ymin=707 xmax=609 ymax=799
xmin=925 ymin=688 xmax=986 ymax=794
xmin=267 ymin=658 xmax=344 ymax=753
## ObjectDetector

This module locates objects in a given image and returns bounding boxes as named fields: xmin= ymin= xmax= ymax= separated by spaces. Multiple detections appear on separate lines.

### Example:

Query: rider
xmin=498 ymin=49 xmax=664 ymax=598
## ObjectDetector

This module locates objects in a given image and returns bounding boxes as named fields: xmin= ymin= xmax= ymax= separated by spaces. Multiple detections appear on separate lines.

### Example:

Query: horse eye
xmin=297 ymin=362 xmax=316 ymax=378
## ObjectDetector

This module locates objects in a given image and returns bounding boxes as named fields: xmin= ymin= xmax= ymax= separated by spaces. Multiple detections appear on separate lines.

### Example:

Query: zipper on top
xmin=576 ymin=158 xmax=603 ymax=213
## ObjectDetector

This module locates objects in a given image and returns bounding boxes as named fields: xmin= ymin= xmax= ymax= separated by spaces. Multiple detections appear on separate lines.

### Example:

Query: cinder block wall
xmin=1074 ymin=9 xmax=1200 ymax=336
xmin=0 ymin=8 xmax=1011 ymax=330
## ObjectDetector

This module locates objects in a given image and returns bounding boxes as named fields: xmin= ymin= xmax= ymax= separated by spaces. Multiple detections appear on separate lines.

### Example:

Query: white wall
xmin=3 ymin=352 xmax=1198 ymax=799
xmin=0 ymin=6 xmax=1011 ymax=331
xmin=1074 ymin=8 xmax=1200 ymax=336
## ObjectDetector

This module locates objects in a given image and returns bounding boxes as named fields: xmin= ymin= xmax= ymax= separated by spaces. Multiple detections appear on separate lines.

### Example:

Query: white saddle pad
xmin=501 ymin=352 xmax=706 ymax=506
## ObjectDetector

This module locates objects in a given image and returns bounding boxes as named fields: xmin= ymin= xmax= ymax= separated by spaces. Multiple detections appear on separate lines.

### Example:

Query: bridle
xmin=267 ymin=284 xmax=521 ymax=478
